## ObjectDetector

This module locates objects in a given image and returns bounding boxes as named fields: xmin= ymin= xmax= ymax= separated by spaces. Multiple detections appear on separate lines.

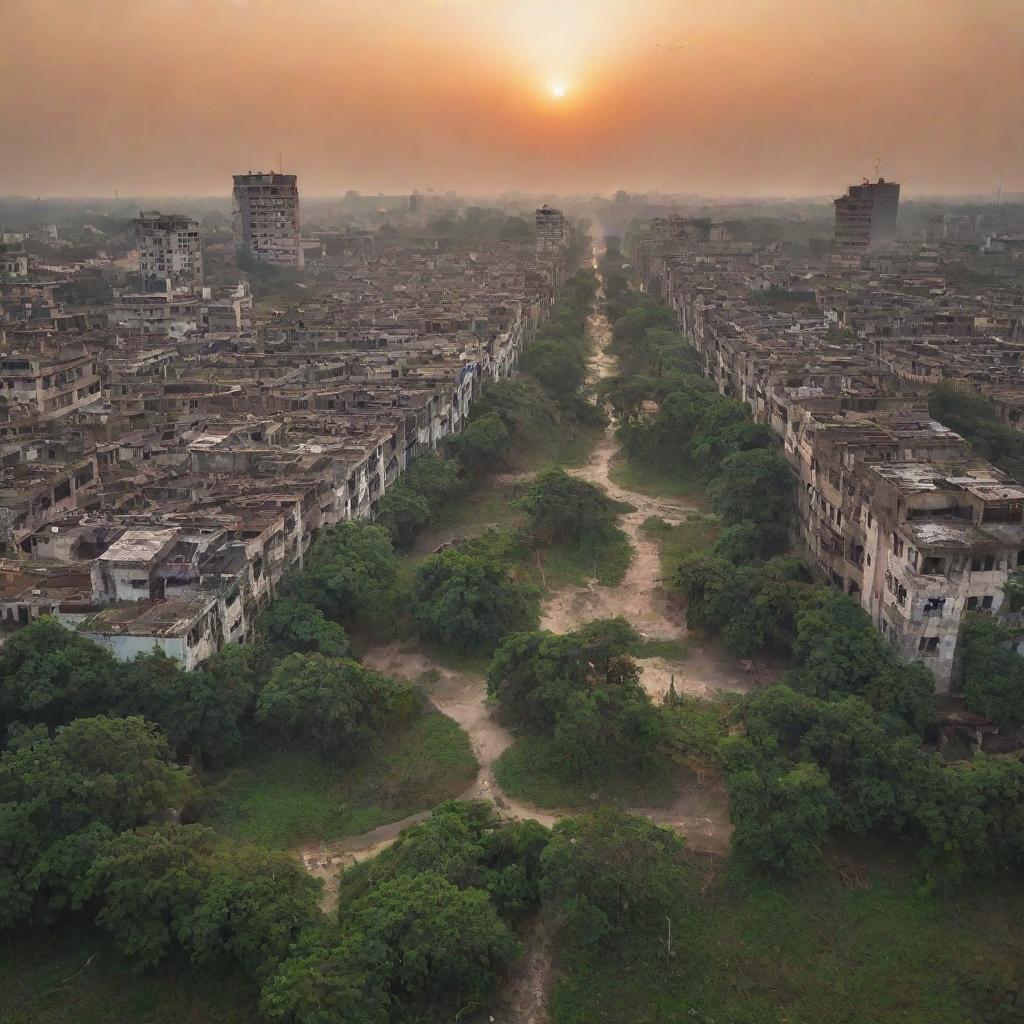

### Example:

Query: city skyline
xmin=1 ymin=0 xmax=1021 ymax=198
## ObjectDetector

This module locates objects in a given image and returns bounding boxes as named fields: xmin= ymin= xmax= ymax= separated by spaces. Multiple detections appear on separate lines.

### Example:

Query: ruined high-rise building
xmin=134 ymin=211 xmax=203 ymax=292
xmin=833 ymin=178 xmax=900 ymax=260
xmin=536 ymin=204 xmax=569 ymax=255
xmin=232 ymin=172 xmax=303 ymax=268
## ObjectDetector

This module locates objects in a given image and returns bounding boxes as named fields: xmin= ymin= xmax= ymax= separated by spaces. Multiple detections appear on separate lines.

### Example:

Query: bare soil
xmin=292 ymin=274 xmax=758 ymax=1021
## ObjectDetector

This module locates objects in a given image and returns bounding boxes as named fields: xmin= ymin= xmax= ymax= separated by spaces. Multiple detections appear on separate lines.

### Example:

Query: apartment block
xmin=232 ymin=172 xmax=304 ymax=268
xmin=134 ymin=211 xmax=203 ymax=291
xmin=636 ymin=210 xmax=1024 ymax=691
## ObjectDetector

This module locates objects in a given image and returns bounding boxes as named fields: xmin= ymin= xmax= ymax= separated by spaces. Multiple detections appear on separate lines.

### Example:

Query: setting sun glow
xmin=551 ymin=83 xmax=567 ymax=99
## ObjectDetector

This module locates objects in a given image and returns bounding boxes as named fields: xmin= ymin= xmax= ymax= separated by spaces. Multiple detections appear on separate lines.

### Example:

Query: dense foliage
xmin=930 ymin=383 xmax=1024 ymax=479
xmin=487 ymin=620 xmax=672 ymax=776
xmin=413 ymin=547 xmax=539 ymax=651
xmin=958 ymin=612 xmax=1024 ymax=727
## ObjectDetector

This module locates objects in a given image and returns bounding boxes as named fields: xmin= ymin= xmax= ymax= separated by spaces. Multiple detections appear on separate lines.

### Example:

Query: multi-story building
xmin=232 ymin=172 xmax=304 ymax=268
xmin=536 ymin=205 xmax=569 ymax=255
xmin=833 ymin=178 xmax=901 ymax=261
xmin=134 ymin=211 xmax=203 ymax=292
xmin=635 ymin=212 xmax=1024 ymax=692
xmin=0 ymin=349 xmax=101 ymax=418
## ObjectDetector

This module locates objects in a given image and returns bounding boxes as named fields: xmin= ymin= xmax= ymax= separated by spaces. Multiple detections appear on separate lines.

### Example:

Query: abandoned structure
xmin=232 ymin=171 xmax=304 ymax=268
xmin=636 ymin=212 xmax=1024 ymax=690
xmin=0 ymin=200 xmax=576 ymax=667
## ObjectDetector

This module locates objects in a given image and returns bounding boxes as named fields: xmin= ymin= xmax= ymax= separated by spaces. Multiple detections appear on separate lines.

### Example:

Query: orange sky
xmin=1 ymin=0 xmax=1022 ymax=197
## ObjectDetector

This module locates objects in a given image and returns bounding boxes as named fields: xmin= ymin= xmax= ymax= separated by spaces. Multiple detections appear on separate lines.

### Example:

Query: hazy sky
xmin=1 ymin=0 xmax=1022 ymax=197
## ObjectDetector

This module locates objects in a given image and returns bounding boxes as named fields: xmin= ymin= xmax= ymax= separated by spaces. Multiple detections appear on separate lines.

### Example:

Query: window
xmin=982 ymin=596 xmax=994 ymax=610
xmin=923 ymin=597 xmax=946 ymax=614
xmin=893 ymin=534 xmax=904 ymax=557
xmin=918 ymin=636 xmax=940 ymax=654
xmin=971 ymin=555 xmax=996 ymax=572
xmin=967 ymin=596 xmax=979 ymax=610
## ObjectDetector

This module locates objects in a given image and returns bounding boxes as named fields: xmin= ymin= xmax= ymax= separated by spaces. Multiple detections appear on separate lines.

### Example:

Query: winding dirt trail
xmin=296 ymin=269 xmax=754 ymax=1020
xmin=540 ymin=302 xmax=763 ymax=706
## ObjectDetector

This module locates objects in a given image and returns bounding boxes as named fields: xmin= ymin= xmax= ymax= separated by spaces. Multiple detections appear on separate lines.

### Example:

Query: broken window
xmin=923 ymin=596 xmax=946 ymax=614
xmin=918 ymin=636 xmax=940 ymax=654
xmin=982 ymin=595 xmax=994 ymax=610
xmin=971 ymin=555 xmax=996 ymax=572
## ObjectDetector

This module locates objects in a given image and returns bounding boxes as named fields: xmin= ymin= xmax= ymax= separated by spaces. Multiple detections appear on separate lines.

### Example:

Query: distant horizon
xmin=2 ymin=189 xmax=1020 ymax=205
xmin=2 ymin=0 xmax=1021 ymax=198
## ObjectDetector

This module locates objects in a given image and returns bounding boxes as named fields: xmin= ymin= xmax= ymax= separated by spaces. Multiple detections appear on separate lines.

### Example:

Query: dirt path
xmin=294 ymin=268 xmax=746 ymax=1021
xmin=540 ymin=297 xmax=757 ymax=704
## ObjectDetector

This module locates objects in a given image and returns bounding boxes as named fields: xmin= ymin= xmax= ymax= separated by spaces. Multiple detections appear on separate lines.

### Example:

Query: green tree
xmin=449 ymin=412 xmax=511 ymax=474
xmin=0 ymin=615 xmax=120 ymax=735
xmin=0 ymin=716 xmax=191 ymax=929
xmin=540 ymin=809 xmax=687 ymax=947
xmin=713 ymin=448 xmax=793 ymax=540
xmin=373 ymin=482 xmax=431 ymax=549
xmin=728 ymin=761 xmax=836 ymax=876
xmin=959 ymin=613 xmax=1024 ymax=727
xmin=414 ymin=549 xmax=539 ymax=652
xmin=344 ymin=871 xmax=519 ymax=1008
xmin=256 ymin=653 xmax=415 ymax=763
xmin=402 ymin=452 xmax=463 ymax=506
xmin=517 ymin=468 xmax=622 ymax=548
xmin=789 ymin=589 xmax=934 ymax=733
xmin=290 ymin=521 xmax=405 ymax=628
xmin=258 ymin=596 xmax=351 ymax=659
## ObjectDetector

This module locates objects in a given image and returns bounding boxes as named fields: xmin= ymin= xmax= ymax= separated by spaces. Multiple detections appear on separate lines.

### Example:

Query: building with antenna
xmin=833 ymin=178 xmax=900 ymax=263
xmin=232 ymin=171 xmax=303 ymax=268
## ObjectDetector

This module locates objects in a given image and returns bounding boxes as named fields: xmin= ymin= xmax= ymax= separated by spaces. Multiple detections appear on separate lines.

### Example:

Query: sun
xmin=550 ymin=82 xmax=567 ymax=99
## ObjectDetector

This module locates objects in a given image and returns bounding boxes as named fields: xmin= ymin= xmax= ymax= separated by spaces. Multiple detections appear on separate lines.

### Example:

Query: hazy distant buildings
xmin=409 ymin=191 xmax=422 ymax=214
xmin=833 ymin=178 xmax=900 ymax=261
xmin=232 ymin=172 xmax=303 ymax=269
xmin=536 ymin=204 xmax=568 ymax=255
xmin=134 ymin=211 xmax=203 ymax=292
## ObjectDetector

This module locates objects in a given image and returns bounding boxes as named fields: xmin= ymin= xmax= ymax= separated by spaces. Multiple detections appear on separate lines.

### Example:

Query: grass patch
xmin=510 ymin=417 xmax=605 ymax=473
xmin=521 ymin=527 xmax=633 ymax=590
xmin=642 ymin=513 xmax=720 ymax=579
xmin=634 ymin=637 xmax=691 ymax=660
xmin=550 ymin=839 xmax=1024 ymax=1024
xmin=493 ymin=734 xmax=681 ymax=810
xmin=203 ymin=712 xmax=477 ymax=849
xmin=608 ymin=454 xmax=706 ymax=501
xmin=0 ymin=926 xmax=257 ymax=1023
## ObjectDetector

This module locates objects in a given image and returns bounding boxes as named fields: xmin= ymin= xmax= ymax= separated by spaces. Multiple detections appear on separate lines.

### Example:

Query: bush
xmin=255 ymin=653 xmax=418 ymax=763
xmin=288 ymin=521 xmax=406 ymax=629
xmin=449 ymin=412 xmax=510 ymax=474
xmin=540 ymin=809 xmax=687 ymax=947
xmin=959 ymin=613 xmax=1024 ymax=727
xmin=414 ymin=548 xmax=539 ymax=652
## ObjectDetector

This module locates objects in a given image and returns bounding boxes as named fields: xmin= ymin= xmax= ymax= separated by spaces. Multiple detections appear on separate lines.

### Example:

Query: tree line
xmin=0 ymin=261 xmax=662 ymax=1023
xmin=598 ymin=268 xmax=1024 ymax=885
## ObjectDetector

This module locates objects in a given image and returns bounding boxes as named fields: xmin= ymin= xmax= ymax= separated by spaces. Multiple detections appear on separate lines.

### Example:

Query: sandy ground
xmin=540 ymin=305 xmax=761 ymax=704
xmin=292 ymin=272 xmax=754 ymax=1020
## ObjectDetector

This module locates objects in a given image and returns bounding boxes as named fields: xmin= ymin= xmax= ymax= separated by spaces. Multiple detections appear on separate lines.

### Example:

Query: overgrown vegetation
xmin=488 ymin=618 xmax=709 ymax=806
xmin=930 ymin=382 xmax=1024 ymax=479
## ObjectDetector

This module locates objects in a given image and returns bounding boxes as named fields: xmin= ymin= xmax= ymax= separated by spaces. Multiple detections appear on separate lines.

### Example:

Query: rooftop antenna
xmin=278 ymin=152 xmax=283 ymax=174
xmin=874 ymin=156 xmax=881 ymax=180
xmin=997 ymin=169 xmax=1004 ymax=206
